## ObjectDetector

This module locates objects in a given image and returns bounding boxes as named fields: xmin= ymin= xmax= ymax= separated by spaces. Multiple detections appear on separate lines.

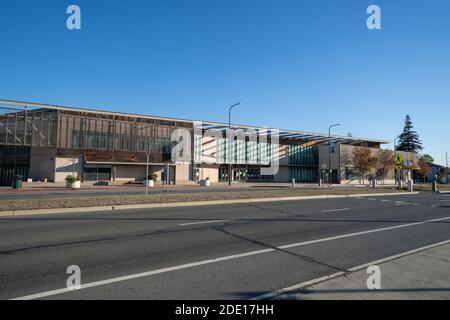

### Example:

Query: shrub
xmin=65 ymin=175 xmax=80 ymax=183
xmin=147 ymin=173 xmax=158 ymax=181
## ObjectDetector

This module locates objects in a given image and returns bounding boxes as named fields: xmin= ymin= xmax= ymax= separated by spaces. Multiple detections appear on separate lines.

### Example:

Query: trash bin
xmin=12 ymin=175 xmax=23 ymax=189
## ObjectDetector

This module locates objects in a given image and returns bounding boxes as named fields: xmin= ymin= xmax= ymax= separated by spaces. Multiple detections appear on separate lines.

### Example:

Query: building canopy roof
xmin=0 ymin=99 xmax=389 ymax=145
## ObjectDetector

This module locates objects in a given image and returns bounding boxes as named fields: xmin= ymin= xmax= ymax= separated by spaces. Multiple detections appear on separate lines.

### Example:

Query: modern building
xmin=0 ymin=99 xmax=415 ymax=186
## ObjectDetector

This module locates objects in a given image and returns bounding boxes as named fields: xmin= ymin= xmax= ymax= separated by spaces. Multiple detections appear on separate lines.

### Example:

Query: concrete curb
xmin=0 ymin=191 xmax=419 ymax=217
xmin=438 ymin=191 xmax=450 ymax=194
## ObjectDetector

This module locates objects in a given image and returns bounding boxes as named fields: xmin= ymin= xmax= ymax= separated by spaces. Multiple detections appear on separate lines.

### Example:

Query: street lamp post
xmin=446 ymin=152 xmax=449 ymax=185
xmin=328 ymin=123 xmax=341 ymax=186
xmin=394 ymin=137 xmax=398 ymax=150
xmin=228 ymin=103 xmax=241 ymax=187
xmin=394 ymin=138 xmax=399 ymax=184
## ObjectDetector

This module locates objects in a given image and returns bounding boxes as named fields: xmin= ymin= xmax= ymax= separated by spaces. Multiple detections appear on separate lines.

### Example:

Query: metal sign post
xmin=145 ymin=143 xmax=151 ymax=196
xmin=165 ymin=163 xmax=170 ymax=186
xmin=393 ymin=154 xmax=404 ymax=190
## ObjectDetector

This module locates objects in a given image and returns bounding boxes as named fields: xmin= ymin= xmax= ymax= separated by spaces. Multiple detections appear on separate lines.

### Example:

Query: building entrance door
xmin=233 ymin=167 xmax=248 ymax=183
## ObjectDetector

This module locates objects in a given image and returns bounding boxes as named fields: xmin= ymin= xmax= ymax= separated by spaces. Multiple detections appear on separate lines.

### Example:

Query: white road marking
xmin=321 ymin=208 xmax=350 ymax=213
xmin=250 ymin=239 xmax=450 ymax=300
xmin=395 ymin=201 xmax=415 ymax=206
xmin=180 ymin=220 xmax=230 ymax=226
xmin=381 ymin=199 xmax=392 ymax=202
xmin=396 ymin=202 xmax=418 ymax=206
xmin=11 ymin=215 xmax=450 ymax=300
xmin=277 ymin=216 xmax=450 ymax=250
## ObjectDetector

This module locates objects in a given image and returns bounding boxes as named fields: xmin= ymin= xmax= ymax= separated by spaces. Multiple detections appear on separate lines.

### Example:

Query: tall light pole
xmin=394 ymin=137 xmax=399 ymax=184
xmin=394 ymin=137 xmax=398 ymax=150
xmin=228 ymin=103 xmax=240 ymax=186
xmin=328 ymin=123 xmax=341 ymax=185
xmin=446 ymin=152 xmax=449 ymax=185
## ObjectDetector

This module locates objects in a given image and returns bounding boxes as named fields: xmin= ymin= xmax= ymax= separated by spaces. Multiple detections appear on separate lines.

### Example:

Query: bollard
xmin=371 ymin=179 xmax=377 ymax=189
xmin=292 ymin=178 xmax=296 ymax=188
xmin=319 ymin=179 xmax=323 ymax=187
xmin=397 ymin=179 xmax=403 ymax=190
xmin=432 ymin=181 xmax=438 ymax=193
xmin=408 ymin=179 xmax=414 ymax=192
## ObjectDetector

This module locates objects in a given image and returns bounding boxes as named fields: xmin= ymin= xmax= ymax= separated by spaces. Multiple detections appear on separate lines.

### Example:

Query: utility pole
xmin=328 ymin=123 xmax=341 ymax=186
xmin=228 ymin=103 xmax=240 ymax=187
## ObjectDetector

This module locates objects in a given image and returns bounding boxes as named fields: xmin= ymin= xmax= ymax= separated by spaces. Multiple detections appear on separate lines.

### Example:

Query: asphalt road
xmin=0 ymin=192 xmax=449 ymax=300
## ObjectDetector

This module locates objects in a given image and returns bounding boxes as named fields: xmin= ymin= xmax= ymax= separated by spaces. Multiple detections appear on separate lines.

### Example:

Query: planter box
xmin=145 ymin=180 xmax=154 ymax=187
xmin=66 ymin=181 xmax=81 ymax=189
xmin=200 ymin=179 xmax=210 ymax=187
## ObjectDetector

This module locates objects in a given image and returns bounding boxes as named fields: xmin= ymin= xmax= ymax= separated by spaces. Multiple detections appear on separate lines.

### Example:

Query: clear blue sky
xmin=0 ymin=0 xmax=449 ymax=165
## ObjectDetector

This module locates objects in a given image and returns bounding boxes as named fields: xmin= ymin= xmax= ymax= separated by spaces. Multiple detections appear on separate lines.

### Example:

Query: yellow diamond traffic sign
xmin=393 ymin=154 xmax=404 ymax=165
xmin=395 ymin=164 xmax=403 ymax=170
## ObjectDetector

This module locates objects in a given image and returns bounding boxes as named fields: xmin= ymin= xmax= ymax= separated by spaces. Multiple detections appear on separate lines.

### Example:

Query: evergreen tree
xmin=396 ymin=115 xmax=423 ymax=153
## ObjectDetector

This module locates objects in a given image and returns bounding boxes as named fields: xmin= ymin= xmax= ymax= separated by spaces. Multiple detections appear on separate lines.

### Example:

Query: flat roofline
xmin=85 ymin=161 xmax=176 ymax=166
xmin=0 ymin=99 xmax=194 ymax=124
xmin=0 ymin=99 xmax=390 ymax=144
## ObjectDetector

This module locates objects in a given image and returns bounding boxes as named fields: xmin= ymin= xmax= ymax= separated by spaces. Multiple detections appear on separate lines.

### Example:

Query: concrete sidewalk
xmin=277 ymin=242 xmax=450 ymax=300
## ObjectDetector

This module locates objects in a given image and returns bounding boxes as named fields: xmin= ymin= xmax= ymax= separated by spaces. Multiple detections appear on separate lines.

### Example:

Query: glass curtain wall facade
xmin=194 ymin=134 xmax=274 ymax=165
xmin=0 ymin=107 xmax=58 ymax=147
xmin=0 ymin=107 xmax=58 ymax=185
xmin=57 ymin=111 xmax=187 ymax=158
xmin=0 ymin=105 xmax=192 ymax=184
xmin=195 ymin=133 xmax=275 ymax=182
xmin=0 ymin=145 xmax=30 ymax=186
xmin=288 ymin=145 xmax=319 ymax=183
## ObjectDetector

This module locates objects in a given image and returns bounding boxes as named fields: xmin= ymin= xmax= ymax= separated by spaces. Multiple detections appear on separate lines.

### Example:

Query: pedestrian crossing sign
xmin=394 ymin=154 xmax=404 ymax=165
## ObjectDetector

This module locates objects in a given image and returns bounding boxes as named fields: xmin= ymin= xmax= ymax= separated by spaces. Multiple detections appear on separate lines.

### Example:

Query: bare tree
xmin=375 ymin=150 xmax=393 ymax=184
xmin=416 ymin=158 xmax=432 ymax=183
xmin=352 ymin=147 xmax=377 ymax=185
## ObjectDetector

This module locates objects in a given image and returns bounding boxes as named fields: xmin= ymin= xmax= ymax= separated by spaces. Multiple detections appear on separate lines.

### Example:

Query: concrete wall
xmin=274 ymin=166 xmax=289 ymax=182
xmin=55 ymin=156 xmax=83 ymax=182
xmin=318 ymin=144 xmax=341 ymax=171
xmin=29 ymin=147 xmax=57 ymax=182
xmin=175 ymin=162 xmax=191 ymax=183
xmin=199 ymin=167 xmax=218 ymax=183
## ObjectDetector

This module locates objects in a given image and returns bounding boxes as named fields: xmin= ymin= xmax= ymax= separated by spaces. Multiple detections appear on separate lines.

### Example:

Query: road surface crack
xmin=212 ymin=226 xmax=346 ymax=273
